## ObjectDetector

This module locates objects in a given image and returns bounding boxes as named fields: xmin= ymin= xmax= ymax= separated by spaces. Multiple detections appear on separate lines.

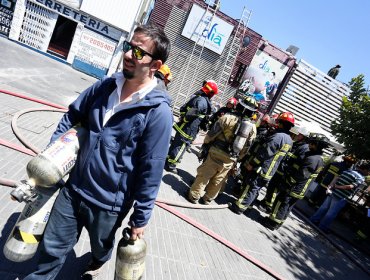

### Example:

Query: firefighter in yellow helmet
xmin=188 ymin=96 xmax=258 ymax=204
xmin=165 ymin=80 xmax=218 ymax=174
xmin=155 ymin=64 xmax=173 ymax=88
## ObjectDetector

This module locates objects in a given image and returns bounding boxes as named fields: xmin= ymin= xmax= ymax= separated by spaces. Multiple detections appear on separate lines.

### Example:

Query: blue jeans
xmin=24 ymin=186 xmax=130 ymax=280
xmin=310 ymin=195 xmax=347 ymax=231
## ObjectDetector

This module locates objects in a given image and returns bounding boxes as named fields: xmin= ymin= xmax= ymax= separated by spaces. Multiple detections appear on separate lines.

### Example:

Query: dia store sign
xmin=181 ymin=4 xmax=233 ymax=55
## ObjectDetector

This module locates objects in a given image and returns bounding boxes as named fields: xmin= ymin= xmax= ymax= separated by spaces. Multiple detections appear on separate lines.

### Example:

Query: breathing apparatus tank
xmin=3 ymin=185 xmax=60 ymax=262
xmin=3 ymin=125 xmax=86 ymax=262
xmin=232 ymin=118 xmax=254 ymax=155
xmin=115 ymin=227 xmax=147 ymax=280
xmin=10 ymin=125 xmax=87 ymax=203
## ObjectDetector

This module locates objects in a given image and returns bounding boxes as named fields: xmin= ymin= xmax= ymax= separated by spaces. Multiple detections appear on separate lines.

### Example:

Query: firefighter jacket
xmin=315 ymin=161 xmax=349 ymax=189
xmin=204 ymin=113 xmax=257 ymax=164
xmin=285 ymin=151 xmax=324 ymax=199
xmin=174 ymin=90 xmax=212 ymax=141
xmin=276 ymin=141 xmax=309 ymax=176
xmin=247 ymin=129 xmax=293 ymax=180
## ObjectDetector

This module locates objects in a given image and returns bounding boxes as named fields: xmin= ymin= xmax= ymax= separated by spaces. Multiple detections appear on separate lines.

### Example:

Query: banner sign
xmin=73 ymin=29 xmax=117 ymax=78
xmin=181 ymin=4 xmax=234 ymax=55
xmin=0 ymin=0 xmax=15 ymax=36
xmin=239 ymin=50 xmax=289 ymax=110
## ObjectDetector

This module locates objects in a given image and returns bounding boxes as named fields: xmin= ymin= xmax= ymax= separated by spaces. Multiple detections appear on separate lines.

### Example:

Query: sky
xmin=219 ymin=0 xmax=370 ymax=89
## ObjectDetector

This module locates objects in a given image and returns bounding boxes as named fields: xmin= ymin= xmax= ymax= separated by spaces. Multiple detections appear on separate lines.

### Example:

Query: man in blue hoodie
xmin=24 ymin=24 xmax=173 ymax=280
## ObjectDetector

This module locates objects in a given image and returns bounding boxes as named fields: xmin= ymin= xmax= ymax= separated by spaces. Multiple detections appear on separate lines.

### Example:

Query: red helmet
xmin=202 ymin=80 xmax=219 ymax=97
xmin=227 ymin=97 xmax=238 ymax=108
xmin=277 ymin=112 xmax=295 ymax=125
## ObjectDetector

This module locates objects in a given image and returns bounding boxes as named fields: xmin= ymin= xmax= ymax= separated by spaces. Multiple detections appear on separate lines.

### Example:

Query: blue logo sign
xmin=202 ymin=23 xmax=224 ymax=46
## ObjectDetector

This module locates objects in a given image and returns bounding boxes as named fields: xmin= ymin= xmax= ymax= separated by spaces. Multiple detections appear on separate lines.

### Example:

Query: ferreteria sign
xmin=33 ymin=0 xmax=121 ymax=40
xmin=181 ymin=4 xmax=234 ymax=55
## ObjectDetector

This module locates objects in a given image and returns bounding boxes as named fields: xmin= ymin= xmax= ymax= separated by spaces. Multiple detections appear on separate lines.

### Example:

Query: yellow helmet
xmin=158 ymin=64 xmax=172 ymax=82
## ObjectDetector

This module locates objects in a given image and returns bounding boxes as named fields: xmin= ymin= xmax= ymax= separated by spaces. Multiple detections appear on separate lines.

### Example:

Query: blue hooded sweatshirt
xmin=51 ymin=76 xmax=173 ymax=227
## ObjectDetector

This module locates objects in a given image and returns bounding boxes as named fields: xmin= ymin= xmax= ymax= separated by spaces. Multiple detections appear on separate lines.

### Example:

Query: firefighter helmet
xmin=238 ymin=95 xmax=258 ymax=112
xmin=202 ymin=80 xmax=219 ymax=97
xmin=158 ymin=64 xmax=172 ymax=83
xmin=226 ymin=97 xmax=238 ymax=108
xmin=290 ymin=124 xmax=309 ymax=137
xmin=308 ymin=133 xmax=331 ymax=149
xmin=343 ymin=154 xmax=357 ymax=164
xmin=277 ymin=112 xmax=295 ymax=125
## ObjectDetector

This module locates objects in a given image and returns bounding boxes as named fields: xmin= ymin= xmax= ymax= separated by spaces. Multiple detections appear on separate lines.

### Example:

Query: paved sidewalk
xmin=0 ymin=36 xmax=370 ymax=280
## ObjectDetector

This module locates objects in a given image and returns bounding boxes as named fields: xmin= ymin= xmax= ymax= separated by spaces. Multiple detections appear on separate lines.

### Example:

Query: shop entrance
xmin=47 ymin=15 xmax=77 ymax=59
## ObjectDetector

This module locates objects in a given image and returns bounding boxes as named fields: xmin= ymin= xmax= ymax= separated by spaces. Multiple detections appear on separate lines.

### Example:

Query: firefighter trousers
xmin=189 ymin=152 xmax=234 ymax=202
xmin=235 ymin=173 xmax=269 ymax=211
xmin=166 ymin=132 xmax=191 ymax=168
xmin=269 ymin=191 xmax=299 ymax=225
xmin=260 ymin=173 xmax=284 ymax=208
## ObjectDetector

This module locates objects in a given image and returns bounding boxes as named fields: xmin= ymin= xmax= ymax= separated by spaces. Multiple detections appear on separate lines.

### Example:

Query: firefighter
xmin=308 ymin=154 xmax=356 ymax=207
xmin=188 ymin=96 xmax=258 ymax=204
xmin=261 ymin=133 xmax=330 ymax=230
xmin=200 ymin=97 xmax=238 ymax=131
xmin=155 ymin=64 xmax=172 ymax=88
xmin=230 ymin=112 xmax=295 ymax=214
xmin=231 ymin=113 xmax=277 ymax=197
xmin=257 ymin=124 xmax=310 ymax=213
xmin=165 ymin=80 xmax=218 ymax=174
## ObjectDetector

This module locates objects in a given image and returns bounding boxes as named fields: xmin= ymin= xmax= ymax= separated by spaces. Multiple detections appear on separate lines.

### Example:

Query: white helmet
xmin=290 ymin=125 xmax=309 ymax=137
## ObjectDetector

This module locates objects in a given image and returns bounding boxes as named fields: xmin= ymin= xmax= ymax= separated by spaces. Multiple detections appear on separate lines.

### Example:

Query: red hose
xmin=0 ymin=89 xmax=67 ymax=109
xmin=0 ymin=138 xmax=36 ymax=156
xmin=0 ymin=177 xmax=16 ymax=187
xmin=155 ymin=201 xmax=286 ymax=280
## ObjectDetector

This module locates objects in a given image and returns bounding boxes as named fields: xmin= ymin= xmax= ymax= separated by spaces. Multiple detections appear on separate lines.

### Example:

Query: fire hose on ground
xmin=1 ymin=89 xmax=369 ymax=278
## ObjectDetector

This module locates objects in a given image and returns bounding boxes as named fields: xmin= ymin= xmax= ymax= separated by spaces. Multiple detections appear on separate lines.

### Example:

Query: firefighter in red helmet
xmin=165 ymin=80 xmax=219 ymax=174
xmin=230 ymin=111 xmax=294 ymax=214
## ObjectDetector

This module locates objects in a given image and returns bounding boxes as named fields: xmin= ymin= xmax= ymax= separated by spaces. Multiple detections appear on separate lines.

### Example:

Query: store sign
xmin=73 ymin=29 xmax=117 ymax=78
xmin=181 ymin=4 xmax=233 ymax=55
xmin=0 ymin=0 xmax=15 ymax=36
xmin=33 ymin=0 xmax=121 ymax=40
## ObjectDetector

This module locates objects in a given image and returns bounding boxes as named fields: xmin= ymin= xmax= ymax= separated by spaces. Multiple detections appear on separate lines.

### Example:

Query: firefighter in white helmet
xmin=257 ymin=124 xmax=310 ymax=213
xmin=261 ymin=133 xmax=330 ymax=230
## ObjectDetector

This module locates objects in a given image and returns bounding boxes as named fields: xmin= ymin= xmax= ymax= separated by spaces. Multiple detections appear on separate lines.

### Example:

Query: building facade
xmin=149 ymin=0 xmax=296 ymax=113
xmin=4 ymin=0 xmax=154 ymax=78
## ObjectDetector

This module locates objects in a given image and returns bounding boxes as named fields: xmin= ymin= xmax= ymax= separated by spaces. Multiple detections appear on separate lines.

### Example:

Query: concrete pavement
xmin=0 ymin=36 xmax=370 ymax=280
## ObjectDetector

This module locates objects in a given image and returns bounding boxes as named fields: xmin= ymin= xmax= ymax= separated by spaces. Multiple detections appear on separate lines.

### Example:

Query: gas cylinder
xmin=26 ymin=125 xmax=87 ymax=187
xmin=233 ymin=118 xmax=254 ymax=155
xmin=11 ymin=125 xmax=86 ymax=202
xmin=115 ymin=227 xmax=147 ymax=280
xmin=3 ymin=185 xmax=60 ymax=262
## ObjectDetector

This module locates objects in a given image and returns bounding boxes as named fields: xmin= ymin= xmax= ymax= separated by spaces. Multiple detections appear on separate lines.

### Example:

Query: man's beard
xmin=122 ymin=69 xmax=134 ymax=79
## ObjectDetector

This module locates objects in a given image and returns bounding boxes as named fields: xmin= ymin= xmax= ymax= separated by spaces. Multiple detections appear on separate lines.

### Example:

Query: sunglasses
xmin=122 ymin=40 xmax=154 ymax=60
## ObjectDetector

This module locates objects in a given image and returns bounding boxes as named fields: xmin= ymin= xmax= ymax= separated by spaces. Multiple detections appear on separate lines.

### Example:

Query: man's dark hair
xmin=134 ymin=23 xmax=171 ymax=63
